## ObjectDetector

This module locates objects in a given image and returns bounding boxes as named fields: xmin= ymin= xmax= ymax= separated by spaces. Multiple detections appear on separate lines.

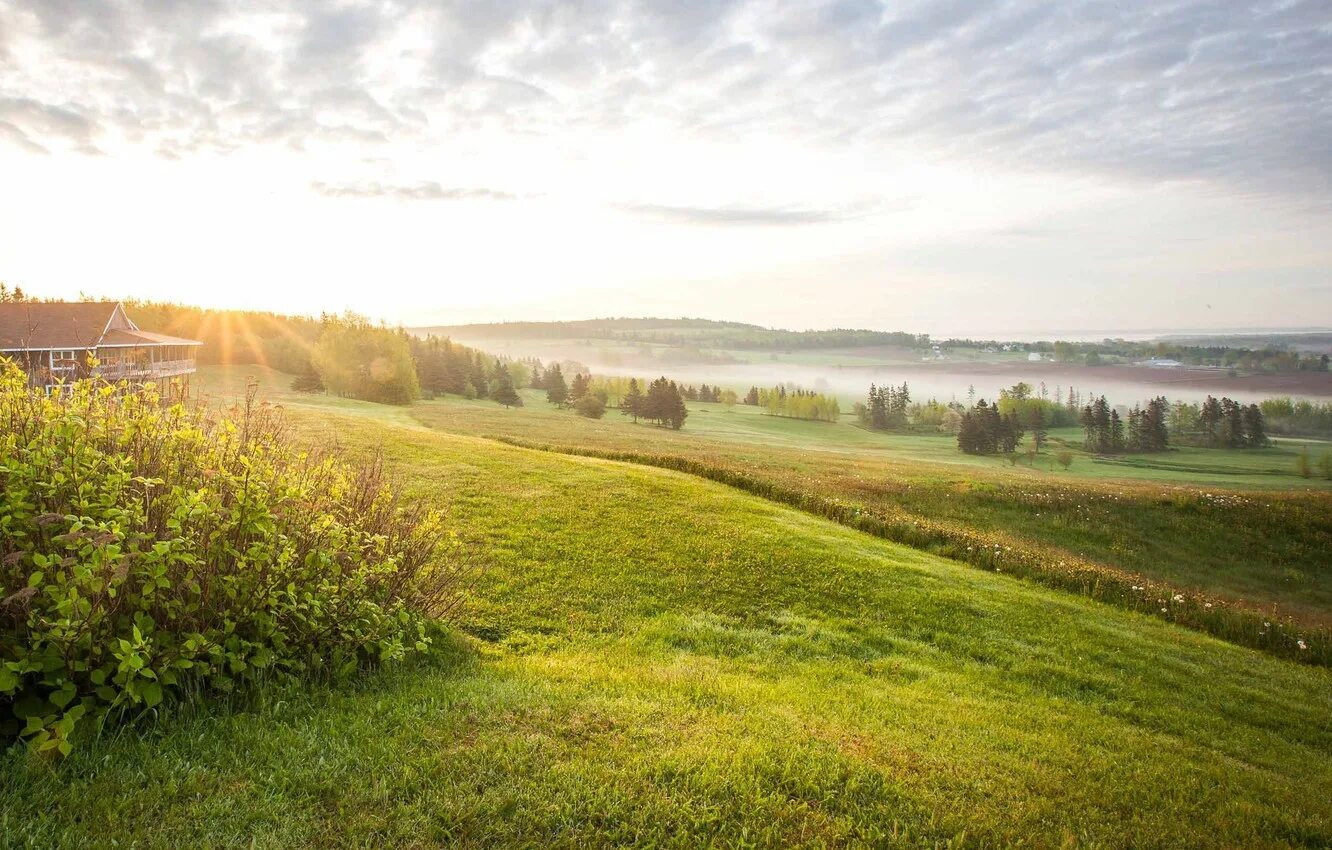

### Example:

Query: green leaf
xmin=140 ymin=681 xmax=162 ymax=708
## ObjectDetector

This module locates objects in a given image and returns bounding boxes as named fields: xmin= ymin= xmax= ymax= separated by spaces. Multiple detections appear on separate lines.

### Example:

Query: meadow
xmin=3 ymin=376 xmax=1332 ymax=848
xmin=189 ymin=367 xmax=1332 ymax=662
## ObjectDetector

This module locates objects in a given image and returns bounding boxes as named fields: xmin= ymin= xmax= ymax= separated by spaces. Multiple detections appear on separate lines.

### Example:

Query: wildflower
xmin=1161 ymin=607 xmax=1168 ymax=613
xmin=1172 ymin=594 xmax=1184 ymax=603
xmin=1298 ymin=640 xmax=1308 ymax=651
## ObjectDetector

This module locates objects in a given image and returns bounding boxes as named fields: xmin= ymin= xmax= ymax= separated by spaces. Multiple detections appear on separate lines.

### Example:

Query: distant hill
xmin=412 ymin=317 xmax=929 ymax=351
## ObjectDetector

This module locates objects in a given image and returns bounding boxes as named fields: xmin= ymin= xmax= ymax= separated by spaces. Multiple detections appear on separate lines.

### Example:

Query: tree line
xmin=740 ymin=385 xmax=841 ymax=422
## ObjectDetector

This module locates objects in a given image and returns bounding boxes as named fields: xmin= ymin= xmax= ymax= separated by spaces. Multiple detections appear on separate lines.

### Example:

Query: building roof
xmin=101 ymin=328 xmax=202 ymax=347
xmin=0 ymin=301 xmax=201 ymax=350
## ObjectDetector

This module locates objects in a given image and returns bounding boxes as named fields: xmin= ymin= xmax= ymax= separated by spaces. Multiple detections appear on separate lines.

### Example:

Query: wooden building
xmin=0 ymin=301 xmax=201 ymax=396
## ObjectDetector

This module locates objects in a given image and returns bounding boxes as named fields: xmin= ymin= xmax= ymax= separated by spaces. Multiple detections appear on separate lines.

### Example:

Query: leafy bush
xmin=574 ymin=395 xmax=606 ymax=419
xmin=0 ymin=370 xmax=463 ymax=754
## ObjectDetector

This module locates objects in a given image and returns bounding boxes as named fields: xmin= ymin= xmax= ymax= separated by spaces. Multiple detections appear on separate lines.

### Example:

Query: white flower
xmin=1172 ymin=594 xmax=1184 ymax=603
xmin=1298 ymin=640 xmax=1308 ymax=651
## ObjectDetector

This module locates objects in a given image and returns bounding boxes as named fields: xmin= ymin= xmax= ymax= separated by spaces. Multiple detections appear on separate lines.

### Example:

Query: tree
xmin=491 ymin=365 xmax=522 ymax=408
xmin=569 ymin=372 xmax=590 ymax=403
xmin=719 ymin=389 xmax=738 ymax=407
xmin=620 ymin=377 xmax=643 ymax=422
xmin=545 ymin=363 xmax=568 ymax=407
xmin=574 ymin=395 xmax=606 ymax=418
xmin=1110 ymin=410 xmax=1125 ymax=452
xmin=314 ymin=314 xmax=420 ymax=404
xmin=642 ymin=376 xmax=687 ymax=429
xmin=290 ymin=361 xmax=325 ymax=393
xmin=868 ymin=384 xmax=889 ymax=429
xmin=667 ymin=380 xmax=688 ymax=429
xmin=744 ymin=386 xmax=760 ymax=405
xmin=1296 ymin=447 xmax=1313 ymax=479
xmin=1027 ymin=405 xmax=1047 ymax=452
xmin=1243 ymin=404 xmax=1267 ymax=447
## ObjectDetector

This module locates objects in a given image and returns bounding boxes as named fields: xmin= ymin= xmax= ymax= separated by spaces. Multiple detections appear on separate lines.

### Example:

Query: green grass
xmin=194 ymin=367 xmax=1332 ymax=650
xmin=4 ymin=388 xmax=1332 ymax=848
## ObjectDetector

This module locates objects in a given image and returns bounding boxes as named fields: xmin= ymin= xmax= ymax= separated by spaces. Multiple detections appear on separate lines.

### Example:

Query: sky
xmin=0 ymin=0 xmax=1328 ymax=337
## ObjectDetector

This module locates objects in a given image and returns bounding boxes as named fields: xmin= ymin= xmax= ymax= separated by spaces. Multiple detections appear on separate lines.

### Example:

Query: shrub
xmin=0 ymin=370 xmax=464 ymax=754
xmin=1056 ymin=451 xmax=1074 ymax=470
xmin=574 ymin=395 xmax=606 ymax=419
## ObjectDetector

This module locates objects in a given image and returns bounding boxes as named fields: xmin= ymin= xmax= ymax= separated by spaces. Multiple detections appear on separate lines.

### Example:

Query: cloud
xmin=0 ymin=0 xmax=1326 ymax=203
xmin=619 ymin=203 xmax=845 ymax=226
xmin=311 ymin=180 xmax=518 ymax=201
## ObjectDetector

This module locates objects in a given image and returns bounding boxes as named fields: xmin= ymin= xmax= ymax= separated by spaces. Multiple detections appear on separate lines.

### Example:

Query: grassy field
xmin=190 ymin=367 xmax=1332 ymax=655
xmin=4 ymin=378 xmax=1332 ymax=848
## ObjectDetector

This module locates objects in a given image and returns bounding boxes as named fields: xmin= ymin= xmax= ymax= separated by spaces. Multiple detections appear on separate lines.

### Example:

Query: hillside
xmin=413 ymin=318 xmax=927 ymax=351
xmin=5 ymin=367 xmax=1328 ymax=847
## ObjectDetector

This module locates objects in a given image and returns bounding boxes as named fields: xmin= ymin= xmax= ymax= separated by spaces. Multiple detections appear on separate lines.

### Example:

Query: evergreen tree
xmin=868 ymin=384 xmax=889 ymax=429
xmin=545 ymin=363 xmax=568 ymax=407
xmin=290 ymin=361 xmax=325 ymax=393
xmin=998 ymin=411 xmax=1024 ymax=454
xmin=667 ymin=381 xmax=688 ymax=430
xmin=1243 ymin=403 xmax=1267 ymax=447
xmin=1110 ymin=409 xmax=1125 ymax=452
xmin=643 ymin=376 xmax=672 ymax=425
xmin=491 ymin=367 xmax=522 ymax=408
xmin=468 ymin=353 xmax=489 ymax=399
xmin=744 ymin=386 xmax=760 ymax=405
xmin=1144 ymin=397 xmax=1170 ymax=451
xmin=1127 ymin=406 xmax=1143 ymax=450
xmin=569 ymin=372 xmax=590 ymax=403
xmin=620 ymin=377 xmax=643 ymax=422
xmin=1200 ymin=396 xmax=1222 ymax=446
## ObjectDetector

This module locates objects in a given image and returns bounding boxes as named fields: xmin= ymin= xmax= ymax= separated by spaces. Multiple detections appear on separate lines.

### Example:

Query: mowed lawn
xmin=4 ymin=383 xmax=1332 ymax=848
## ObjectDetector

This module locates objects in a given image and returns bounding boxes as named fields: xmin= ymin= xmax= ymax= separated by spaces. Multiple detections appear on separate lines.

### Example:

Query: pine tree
xmin=1200 ymin=396 xmax=1222 ymax=447
xmin=869 ymin=384 xmax=889 ymax=429
xmin=1127 ymin=406 xmax=1143 ymax=450
xmin=1243 ymin=403 xmax=1267 ymax=447
xmin=1110 ymin=409 xmax=1125 ymax=452
xmin=569 ymin=372 xmax=590 ymax=403
xmin=643 ymin=376 xmax=671 ymax=425
xmin=545 ymin=363 xmax=568 ymax=407
xmin=998 ymin=411 xmax=1024 ymax=454
xmin=668 ymin=382 xmax=688 ymax=430
xmin=290 ymin=361 xmax=325 ymax=393
xmin=744 ymin=386 xmax=760 ymax=405
xmin=1145 ymin=397 xmax=1170 ymax=451
xmin=957 ymin=410 xmax=980 ymax=454
xmin=621 ymin=377 xmax=643 ymax=422
xmin=491 ymin=367 xmax=522 ymax=408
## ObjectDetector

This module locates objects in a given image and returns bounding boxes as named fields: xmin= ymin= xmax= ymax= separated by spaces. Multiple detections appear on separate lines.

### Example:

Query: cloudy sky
xmin=0 ymin=0 xmax=1328 ymax=336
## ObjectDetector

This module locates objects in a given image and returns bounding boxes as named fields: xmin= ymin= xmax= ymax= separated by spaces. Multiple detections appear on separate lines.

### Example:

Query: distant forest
xmin=421 ymin=316 xmax=1330 ymax=371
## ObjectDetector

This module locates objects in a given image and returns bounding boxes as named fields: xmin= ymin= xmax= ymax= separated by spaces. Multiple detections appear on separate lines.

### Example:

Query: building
xmin=1141 ymin=358 xmax=1184 ymax=369
xmin=1027 ymin=352 xmax=1044 ymax=362
xmin=0 ymin=301 xmax=201 ymax=396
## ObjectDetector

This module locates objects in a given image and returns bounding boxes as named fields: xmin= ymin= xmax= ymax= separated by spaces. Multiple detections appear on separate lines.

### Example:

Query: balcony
xmin=20 ymin=359 xmax=197 ymax=389
xmin=95 ymin=359 xmax=197 ymax=380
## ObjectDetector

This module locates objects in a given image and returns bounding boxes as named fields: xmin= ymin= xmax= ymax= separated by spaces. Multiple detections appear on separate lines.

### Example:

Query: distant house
xmin=0 ymin=301 xmax=201 ymax=396
xmin=1027 ymin=352 xmax=1043 ymax=362
xmin=1141 ymin=358 xmax=1183 ymax=369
